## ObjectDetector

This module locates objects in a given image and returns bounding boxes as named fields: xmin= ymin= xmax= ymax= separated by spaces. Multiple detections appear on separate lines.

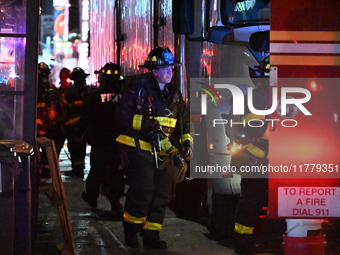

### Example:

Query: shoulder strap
xmin=136 ymin=80 xmax=146 ymax=112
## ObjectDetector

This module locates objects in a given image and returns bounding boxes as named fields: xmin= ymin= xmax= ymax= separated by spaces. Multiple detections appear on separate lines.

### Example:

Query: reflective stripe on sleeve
xmin=154 ymin=117 xmax=177 ymax=128
xmin=181 ymin=134 xmax=193 ymax=143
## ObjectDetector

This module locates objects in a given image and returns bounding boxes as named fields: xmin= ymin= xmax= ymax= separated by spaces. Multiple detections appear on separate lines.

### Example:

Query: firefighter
xmin=37 ymin=62 xmax=63 ymax=177
xmin=56 ymin=67 xmax=72 ymax=154
xmin=80 ymin=62 xmax=125 ymax=217
xmin=62 ymin=67 xmax=93 ymax=178
xmin=115 ymin=46 xmax=193 ymax=249
xmin=227 ymin=56 xmax=270 ymax=254
xmin=37 ymin=62 xmax=59 ymax=138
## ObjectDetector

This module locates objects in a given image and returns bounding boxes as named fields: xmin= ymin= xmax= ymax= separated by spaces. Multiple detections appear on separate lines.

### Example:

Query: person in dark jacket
xmin=80 ymin=62 xmax=125 ymax=218
xmin=115 ymin=46 xmax=193 ymax=249
xmin=54 ymin=67 xmax=72 ymax=157
xmin=228 ymin=57 xmax=270 ymax=254
xmin=37 ymin=62 xmax=63 ymax=177
xmin=62 ymin=67 xmax=93 ymax=178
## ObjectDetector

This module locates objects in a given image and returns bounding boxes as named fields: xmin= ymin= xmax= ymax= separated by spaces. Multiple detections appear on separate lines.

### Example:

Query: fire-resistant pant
xmin=124 ymin=148 xmax=173 ymax=227
xmin=65 ymin=127 xmax=87 ymax=172
xmin=85 ymin=142 xmax=124 ymax=205
xmin=234 ymin=176 xmax=268 ymax=236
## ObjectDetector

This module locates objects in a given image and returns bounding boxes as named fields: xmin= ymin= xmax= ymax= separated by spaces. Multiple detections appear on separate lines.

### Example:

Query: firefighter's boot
xmin=81 ymin=191 xmax=98 ymax=208
xmin=123 ymin=221 xmax=142 ymax=248
xmin=109 ymin=197 xmax=123 ymax=220
xmin=141 ymin=229 xmax=167 ymax=249
xmin=64 ymin=165 xmax=84 ymax=178
xmin=234 ymin=232 xmax=265 ymax=254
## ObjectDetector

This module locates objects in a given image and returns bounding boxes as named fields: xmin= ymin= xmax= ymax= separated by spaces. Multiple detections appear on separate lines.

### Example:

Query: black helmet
xmin=70 ymin=67 xmax=90 ymax=80
xmin=138 ymin=46 xmax=181 ymax=70
xmin=249 ymin=56 xmax=270 ymax=78
xmin=38 ymin=62 xmax=51 ymax=75
xmin=95 ymin=62 xmax=121 ymax=77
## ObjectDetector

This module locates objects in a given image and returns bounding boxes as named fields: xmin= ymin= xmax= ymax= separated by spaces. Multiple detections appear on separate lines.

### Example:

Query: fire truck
xmin=88 ymin=0 xmax=340 ymax=241
xmin=88 ymin=0 xmax=269 ymax=202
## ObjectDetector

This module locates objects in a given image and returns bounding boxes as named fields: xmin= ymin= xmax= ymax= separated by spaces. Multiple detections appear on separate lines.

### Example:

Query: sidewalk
xmin=35 ymin=144 xmax=339 ymax=255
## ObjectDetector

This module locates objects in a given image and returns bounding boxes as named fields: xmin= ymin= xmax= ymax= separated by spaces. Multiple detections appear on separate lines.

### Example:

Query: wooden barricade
xmin=36 ymin=137 xmax=76 ymax=255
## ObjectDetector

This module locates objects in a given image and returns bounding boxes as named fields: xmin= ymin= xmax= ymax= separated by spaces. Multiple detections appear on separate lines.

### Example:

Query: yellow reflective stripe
xmin=154 ymin=117 xmax=177 ymax=128
xmin=37 ymin=102 xmax=46 ymax=108
xmin=143 ymin=221 xmax=162 ymax=231
xmin=243 ymin=143 xmax=266 ymax=159
xmin=133 ymin=114 xmax=143 ymax=130
xmin=73 ymin=100 xmax=84 ymax=105
xmin=234 ymin=222 xmax=254 ymax=235
xmin=123 ymin=211 xmax=146 ymax=224
xmin=160 ymin=137 xmax=175 ymax=153
xmin=181 ymin=134 xmax=193 ymax=143
xmin=65 ymin=116 xmax=80 ymax=125
xmin=116 ymin=134 xmax=152 ymax=151
xmin=36 ymin=118 xmax=44 ymax=125
xmin=116 ymin=134 xmax=179 ymax=154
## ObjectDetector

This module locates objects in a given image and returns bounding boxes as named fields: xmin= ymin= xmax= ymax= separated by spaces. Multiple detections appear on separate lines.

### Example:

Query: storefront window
xmin=0 ymin=0 xmax=27 ymax=139
xmin=0 ymin=37 xmax=25 ymax=92
xmin=0 ymin=0 xmax=26 ymax=34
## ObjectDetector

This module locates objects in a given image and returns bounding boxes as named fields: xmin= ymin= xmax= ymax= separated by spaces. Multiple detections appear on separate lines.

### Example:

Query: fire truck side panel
xmin=268 ymin=0 xmax=340 ymax=219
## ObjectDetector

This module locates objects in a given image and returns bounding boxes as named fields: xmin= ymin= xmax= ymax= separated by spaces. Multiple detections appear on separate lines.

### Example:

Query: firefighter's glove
xmin=181 ymin=140 xmax=193 ymax=161
xmin=147 ymin=119 xmax=161 ymax=132
xmin=160 ymin=137 xmax=175 ymax=154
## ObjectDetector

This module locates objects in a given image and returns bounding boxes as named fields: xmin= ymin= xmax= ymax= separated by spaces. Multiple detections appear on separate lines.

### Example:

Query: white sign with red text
xmin=278 ymin=187 xmax=340 ymax=217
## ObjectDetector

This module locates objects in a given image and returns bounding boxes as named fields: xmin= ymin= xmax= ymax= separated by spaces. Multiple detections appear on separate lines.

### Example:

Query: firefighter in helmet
xmin=115 ymin=46 xmax=193 ymax=249
xmin=37 ymin=62 xmax=63 ymax=177
xmin=37 ymin=62 xmax=57 ymax=137
xmin=227 ymin=56 xmax=270 ymax=254
xmin=62 ymin=67 xmax=93 ymax=178
xmin=80 ymin=62 xmax=125 ymax=218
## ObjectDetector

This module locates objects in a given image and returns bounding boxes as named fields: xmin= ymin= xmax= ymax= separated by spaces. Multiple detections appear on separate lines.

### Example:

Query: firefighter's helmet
xmin=38 ymin=62 xmax=51 ymax=75
xmin=70 ymin=67 xmax=90 ymax=80
xmin=249 ymin=56 xmax=270 ymax=78
xmin=138 ymin=46 xmax=181 ymax=70
xmin=94 ymin=62 xmax=123 ymax=80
